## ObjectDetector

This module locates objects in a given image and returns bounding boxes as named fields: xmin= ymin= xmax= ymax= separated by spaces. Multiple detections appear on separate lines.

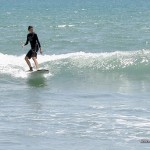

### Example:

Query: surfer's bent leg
xmin=31 ymin=50 xmax=38 ymax=70
xmin=32 ymin=57 xmax=39 ymax=70
xmin=25 ymin=50 xmax=33 ymax=71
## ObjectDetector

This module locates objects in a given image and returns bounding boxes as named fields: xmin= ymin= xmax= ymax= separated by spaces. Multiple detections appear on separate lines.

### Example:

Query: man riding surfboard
xmin=22 ymin=26 xmax=42 ymax=71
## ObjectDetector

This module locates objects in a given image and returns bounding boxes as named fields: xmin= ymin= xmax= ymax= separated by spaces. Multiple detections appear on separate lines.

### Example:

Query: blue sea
xmin=0 ymin=0 xmax=150 ymax=149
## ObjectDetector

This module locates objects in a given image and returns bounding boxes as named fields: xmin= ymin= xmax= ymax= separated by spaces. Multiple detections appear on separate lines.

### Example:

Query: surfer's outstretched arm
xmin=24 ymin=35 xmax=29 ymax=46
xmin=22 ymin=36 xmax=29 ymax=48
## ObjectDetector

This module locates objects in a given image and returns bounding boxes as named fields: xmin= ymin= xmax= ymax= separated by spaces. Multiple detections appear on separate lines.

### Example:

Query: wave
xmin=0 ymin=50 xmax=150 ymax=78
xmin=57 ymin=24 xmax=75 ymax=28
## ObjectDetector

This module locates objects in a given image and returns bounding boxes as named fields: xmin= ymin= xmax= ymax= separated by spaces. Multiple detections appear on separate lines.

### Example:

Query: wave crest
xmin=0 ymin=50 xmax=150 ymax=78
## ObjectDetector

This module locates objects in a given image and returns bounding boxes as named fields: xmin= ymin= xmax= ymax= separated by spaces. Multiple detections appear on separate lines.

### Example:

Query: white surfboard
xmin=27 ymin=69 xmax=49 ymax=74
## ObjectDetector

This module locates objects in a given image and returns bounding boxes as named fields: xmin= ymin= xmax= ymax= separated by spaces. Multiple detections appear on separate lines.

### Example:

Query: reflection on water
xmin=27 ymin=73 xmax=47 ymax=87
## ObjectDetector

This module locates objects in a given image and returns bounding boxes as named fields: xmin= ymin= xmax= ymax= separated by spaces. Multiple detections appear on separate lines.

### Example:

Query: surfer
xmin=22 ymin=26 xmax=42 ymax=71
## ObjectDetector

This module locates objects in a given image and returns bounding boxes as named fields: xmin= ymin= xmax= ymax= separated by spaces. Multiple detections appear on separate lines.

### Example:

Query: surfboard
xmin=27 ymin=69 xmax=49 ymax=74
xmin=36 ymin=69 xmax=49 ymax=73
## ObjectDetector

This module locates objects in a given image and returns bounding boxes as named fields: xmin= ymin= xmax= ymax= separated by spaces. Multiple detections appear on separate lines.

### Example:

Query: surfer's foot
xmin=29 ymin=67 xmax=33 ymax=72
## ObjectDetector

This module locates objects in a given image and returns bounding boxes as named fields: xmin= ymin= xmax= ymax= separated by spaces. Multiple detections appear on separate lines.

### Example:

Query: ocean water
xmin=0 ymin=0 xmax=150 ymax=149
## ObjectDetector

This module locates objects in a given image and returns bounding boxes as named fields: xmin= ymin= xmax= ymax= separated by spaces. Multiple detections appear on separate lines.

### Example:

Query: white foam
xmin=0 ymin=53 xmax=48 ymax=78
xmin=58 ymin=25 xmax=66 ymax=28
xmin=68 ymin=25 xmax=75 ymax=27
xmin=55 ymin=130 xmax=66 ymax=134
xmin=57 ymin=24 xmax=75 ymax=28
xmin=0 ymin=53 xmax=27 ymax=78
xmin=6 ymin=12 xmax=11 ymax=15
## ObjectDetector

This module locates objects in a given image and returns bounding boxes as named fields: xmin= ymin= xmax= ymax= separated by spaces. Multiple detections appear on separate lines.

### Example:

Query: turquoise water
xmin=0 ymin=0 xmax=150 ymax=149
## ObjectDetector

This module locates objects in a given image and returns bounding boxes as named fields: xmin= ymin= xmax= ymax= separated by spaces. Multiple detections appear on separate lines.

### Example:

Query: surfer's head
xmin=28 ymin=26 xmax=33 ymax=33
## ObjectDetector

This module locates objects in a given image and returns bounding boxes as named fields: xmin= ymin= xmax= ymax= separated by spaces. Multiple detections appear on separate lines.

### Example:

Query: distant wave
xmin=0 ymin=50 xmax=150 ymax=78
xmin=57 ymin=24 xmax=75 ymax=28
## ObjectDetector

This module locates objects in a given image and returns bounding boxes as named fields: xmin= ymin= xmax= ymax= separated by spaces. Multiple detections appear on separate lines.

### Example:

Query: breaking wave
xmin=0 ymin=50 xmax=150 ymax=78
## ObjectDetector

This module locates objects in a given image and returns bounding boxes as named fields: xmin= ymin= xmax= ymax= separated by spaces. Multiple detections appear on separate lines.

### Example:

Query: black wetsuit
xmin=24 ymin=32 xmax=41 ymax=59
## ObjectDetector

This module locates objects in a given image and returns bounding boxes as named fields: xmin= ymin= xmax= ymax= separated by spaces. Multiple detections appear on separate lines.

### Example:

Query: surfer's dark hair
xmin=28 ymin=26 xmax=33 ymax=30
